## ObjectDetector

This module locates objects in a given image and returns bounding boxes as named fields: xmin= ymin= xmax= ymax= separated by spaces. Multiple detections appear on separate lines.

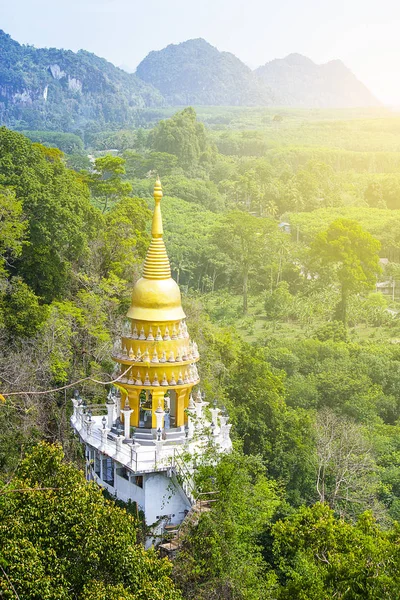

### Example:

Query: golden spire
xmin=126 ymin=178 xmax=185 ymax=322
xmin=151 ymin=177 xmax=164 ymax=237
xmin=142 ymin=178 xmax=171 ymax=280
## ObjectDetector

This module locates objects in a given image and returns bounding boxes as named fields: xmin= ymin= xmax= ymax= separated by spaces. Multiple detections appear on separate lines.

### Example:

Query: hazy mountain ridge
xmin=255 ymin=52 xmax=379 ymax=107
xmin=0 ymin=30 xmax=163 ymax=131
xmin=136 ymin=38 xmax=275 ymax=106
xmin=0 ymin=31 xmax=380 ymax=132
xmin=137 ymin=40 xmax=379 ymax=108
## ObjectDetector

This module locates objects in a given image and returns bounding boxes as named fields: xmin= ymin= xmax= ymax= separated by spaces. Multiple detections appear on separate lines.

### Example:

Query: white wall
xmin=144 ymin=472 xmax=191 ymax=526
xmin=114 ymin=472 xmax=145 ymax=508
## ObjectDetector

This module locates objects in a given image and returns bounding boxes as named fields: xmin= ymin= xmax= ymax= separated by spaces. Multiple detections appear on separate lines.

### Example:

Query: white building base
xmin=71 ymin=395 xmax=232 ymax=541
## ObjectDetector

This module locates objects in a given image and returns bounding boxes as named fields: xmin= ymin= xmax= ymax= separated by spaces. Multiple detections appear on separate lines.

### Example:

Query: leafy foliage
xmin=0 ymin=443 xmax=182 ymax=599
xmin=270 ymin=503 xmax=400 ymax=599
xmin=87 ymin=155 xmax=132 ymax=213
xmin=0 ymin=185 xmax=26 ymax=276
xmin=1 ymin=104 xmax=400 ymax=600
xmin=310 ymin=219 xmax=381 ymax=323
xmin=149 ymin=107 xmax=215 ymax=176
xmin=0 ymin=127 xmax=97 ymax=301
xmin=174 ymin=451 xmax=280 ymax=599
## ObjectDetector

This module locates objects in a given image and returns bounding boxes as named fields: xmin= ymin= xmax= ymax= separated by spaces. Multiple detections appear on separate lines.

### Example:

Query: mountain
xmin=136 ymin=41 xmax=379 ymax=108
xmin=0 ymin=30 xmax=163 ymax=131
xmin=0 ymin=30 xmax=381 ymax=133
xmin=136 ymin=38 xmax=274 ymax=106
xmin=255 ymin=53 xmax=380 ymax=108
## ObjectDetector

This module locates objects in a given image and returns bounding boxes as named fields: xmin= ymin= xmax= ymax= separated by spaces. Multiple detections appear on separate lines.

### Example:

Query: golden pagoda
xmin=113 ymin=178 xmax=200 ymax=429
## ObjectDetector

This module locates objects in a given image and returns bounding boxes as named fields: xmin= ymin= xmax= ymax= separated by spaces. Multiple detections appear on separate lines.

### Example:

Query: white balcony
xmin=71 ymin=401 xmax=232 ymax=478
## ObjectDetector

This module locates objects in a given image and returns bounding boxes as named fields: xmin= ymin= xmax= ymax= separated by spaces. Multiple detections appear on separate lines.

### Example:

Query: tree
xmin=314 ymin=320 xmax=347 ymax=342
xmin=149 ymin=107 xmax=213 ymax=176
xmin=0 ymin=186 xmax=26 ymax=277
xmin=159 ymin=197 xmax=223 ymax=291
xmin=93 ymin=196 xmax=150 ymax=281
xmin=213 ymin=212 xmax=280 ymax=314
xmin=161 ymin=176 xmax=224 ymax=212
xmin=0 ymin=443 xmax=182 ymax=600
xmin=88 ymin=155 xmax=132 ymax=213
xmin=226 ymin=344 xmax=316 ymax=504
xmin=1 ymin=277 xmax=48 ymax=338
xmin=264 ymin=281 xmax=294 ymax=326
xmin=314 ymin=409 xmax=380 ymax=519
xmin=310 ymin=219 xmax=381 ymax=325
xmin=0 ymin=128 xmax=98 ymax=302
xmin=173 ymin=451 xmax=280 ymax=599
xmin=270 ymin=503 xmax=400 ymax=599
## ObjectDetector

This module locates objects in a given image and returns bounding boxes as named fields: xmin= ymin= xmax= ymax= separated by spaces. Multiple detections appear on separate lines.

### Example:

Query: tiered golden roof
xmin=114 ymin=178 xmax=199 ymax=428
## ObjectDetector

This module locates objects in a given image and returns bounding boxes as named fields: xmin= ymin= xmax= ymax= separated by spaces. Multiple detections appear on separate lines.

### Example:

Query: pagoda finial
xmin=152 ymin=176 xmax=164 ymax=238
xmin=142 ymin=178 xmax=171 ymax=280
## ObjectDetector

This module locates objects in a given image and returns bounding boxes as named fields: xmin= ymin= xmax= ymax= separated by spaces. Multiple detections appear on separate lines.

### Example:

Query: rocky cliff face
xmin=0 ymin=30 xmax=163 ymax=131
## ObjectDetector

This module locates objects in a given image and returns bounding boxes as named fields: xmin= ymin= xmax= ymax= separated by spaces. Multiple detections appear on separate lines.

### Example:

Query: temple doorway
xmin=139 ymin=390 xmax=152 ymax=428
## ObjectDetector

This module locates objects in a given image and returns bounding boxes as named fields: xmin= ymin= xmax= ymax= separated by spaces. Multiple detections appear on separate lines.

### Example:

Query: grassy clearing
xmin=201 ymin=290 xmax=400 ymax=346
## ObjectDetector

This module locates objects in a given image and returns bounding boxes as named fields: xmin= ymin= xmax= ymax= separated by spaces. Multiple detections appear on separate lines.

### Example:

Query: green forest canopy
xmin=1 ymin=107 xmax=400 ymax=598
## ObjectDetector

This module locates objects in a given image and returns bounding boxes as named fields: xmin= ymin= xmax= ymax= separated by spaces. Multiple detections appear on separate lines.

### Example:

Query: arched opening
xmin=139 ymin=390 xmax=152 ymax=428
xmin=169 ymin=390 xmax=177 ymax=428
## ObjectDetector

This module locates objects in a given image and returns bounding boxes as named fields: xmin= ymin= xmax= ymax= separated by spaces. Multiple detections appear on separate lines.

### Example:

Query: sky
xmin=2 ymin=0 xmax=400 ymax=105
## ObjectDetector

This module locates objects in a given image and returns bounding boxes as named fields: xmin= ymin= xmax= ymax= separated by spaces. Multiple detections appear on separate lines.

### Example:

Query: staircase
xmin=133 ymin=430 xmax=154 ymax=445
xmin=158 ymin=495 xmax=216 ymax=558
xmin=157 ymin=448 xmax=219 ymax=557
xmin=171 ymin=448 xmax=197 ymax=504
xmin=132 ymin=427 xmax=185 ymax=446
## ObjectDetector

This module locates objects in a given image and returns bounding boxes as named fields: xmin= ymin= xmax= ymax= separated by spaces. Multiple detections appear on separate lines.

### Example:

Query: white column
xmin=100 ymin=426 xmax=110 ymax=452
xmin=155 ymin=433 xmax=164 ymax=463
xmin=195 ymin=398 xmax=208 ymax=419
xmin=115 ymin=392 xmax=121 ymax=420
xmin=154 ymin=406 xmax=165 ymax=431
xmin=221 ymin=423 xmax=232 ymax=447
xmin=99 ymin=453 xmax=104 ymax=481
xmin=210 ymin=407 xmax=221 ymax=434
xmin=130 ymin=442 xmax=140 ymax=472
xmin=71 ymin=398 xmax=79 ymax=423
xmin=80 ymin=408 xmax=86 ymax=431
xmin=121 ymin=407 xmax=133 ymax=440
xmin=106 ymin=400 xmax=115 ymax=429
xmin=86 ymin=418 xmax=93 ymax=438
xmin=76 ymin=404 xmax=83 ymax=429
xmin=154 ymin=406 xmax=165 ymax=463
xmin=219 ymin=415 xmax=228 ymax=441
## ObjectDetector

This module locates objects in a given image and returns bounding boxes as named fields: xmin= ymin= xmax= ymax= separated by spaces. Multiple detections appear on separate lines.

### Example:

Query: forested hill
xmin=136 ymin=39 xmax=380 ymax=108
xmin=255 ymin=53 xmax=380 ymax=108
xmin=0 ymin=30 xmax=163 ymax=131
xmin=136 ymin=38 xmax=274 ymax=106
xmin=0 ymin=30 xmax=380 ymax=132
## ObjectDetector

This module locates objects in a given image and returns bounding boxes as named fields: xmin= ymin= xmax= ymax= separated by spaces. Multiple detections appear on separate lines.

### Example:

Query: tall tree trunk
xmin=335 ymin=286 xmax=348 ymax=325
xmin=243 ymin=268 xmax=248 ymax=315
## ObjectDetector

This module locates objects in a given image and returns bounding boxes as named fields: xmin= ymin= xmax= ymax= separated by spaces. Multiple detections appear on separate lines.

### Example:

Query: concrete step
xmin=134 ymin=431 xmax=154 ymax=439
xmin=165 ymin=430 xmax=184 ymax=438
xmin=164 ymin=525 xmax=179 ymax=532
xmin=164 ymin=435 xmax=185 ymax=442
